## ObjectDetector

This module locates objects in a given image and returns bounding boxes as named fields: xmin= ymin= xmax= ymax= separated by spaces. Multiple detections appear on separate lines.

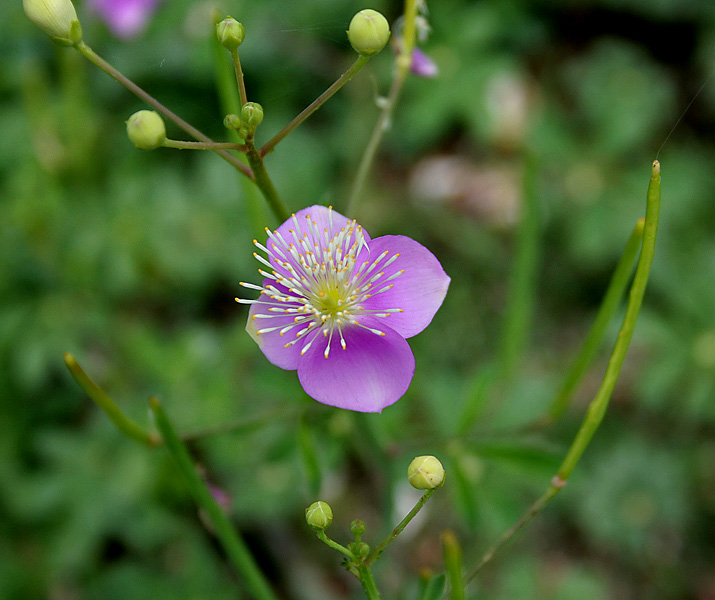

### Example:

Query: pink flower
xmin=410 ymin=47 xmax=438 ymax=78
xmin=88 ymin=0 xmax=159 ymax=39
xmin=238 ymin=206 xmax=450 ymax=413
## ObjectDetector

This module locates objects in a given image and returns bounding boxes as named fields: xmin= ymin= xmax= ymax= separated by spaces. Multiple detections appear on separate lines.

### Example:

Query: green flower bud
xmin=23 ymin=0 xmax=80 ymax=42
xmin=347 ymin=9 xmax=390 ymax=56
xmin=408 ymin=455 xmax=445 ymax=490
xmin=240 ymin=102 xmax=264 ymax=128
xmin=350 ymin=519 xmax=366 ymax=538
xmin=349 ymin=541 xmax=370 ymax=557
xmin=126 ymin=110 xmax=166 ymax=151
xmin=217 ymin=16 xmax=245 ymax=50
xmin=305 ymin=501 xmax=333 ymax=530
xmin=223 ymin=113 xmax=241 ymax=130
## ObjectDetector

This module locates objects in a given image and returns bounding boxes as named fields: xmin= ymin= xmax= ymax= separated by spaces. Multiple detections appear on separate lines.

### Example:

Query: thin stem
xmin=150 ymin=397 xmax=279 ymax=600
xmin=231 ymin=49 xmax=248 ymax=107
xmin=346 ymin=0 xmax=418 ymax=216
xmin=365 ymin=488 xmax=436 ymax=566
xmin=63 ymin=353 xmax=159 ymax=447
xmin=459 ymin=160 xmax=662 ymax=590
xmin=357 ymin=564 xmax=382 ymax=600
xmin=163 ymin=139 xmax=247 ymax=151
xmin=260 ymin=55 xmax=370 ymax=157
xmin=246 ymin=140 xmax=290 ymax=223
xmin=74 ymin=41 xmax=253 ymax=180
xmin=463 ymin=482 xmax=561 ymax=582
xmin=546 ymin=217 xmax=645 ymax=422
xmin=315 ymin=530 xmax=356 ymax=560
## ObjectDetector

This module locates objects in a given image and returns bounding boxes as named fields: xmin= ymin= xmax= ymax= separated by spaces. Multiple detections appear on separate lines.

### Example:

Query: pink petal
xmin=89 ymin=0 xmax=159 ymax=38
xmin=246 ymin=279 xmax=311 ymax=370
xmin=297 ymin=317 xmax=415 ymax=413
xmin=359 ymin=235 xmax=450 ymax=339
xmin=411 ymin=47 xmax=439 ymax=78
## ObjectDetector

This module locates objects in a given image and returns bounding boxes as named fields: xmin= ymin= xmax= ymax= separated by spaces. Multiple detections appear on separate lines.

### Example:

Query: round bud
xmin=350 ymin=519 xmax=366 ymax=538
xmin=305 ymin=501 xmax=333 ymax=530
xmin=223 ymin=113 xmax=241 ymax=130
xmin=352 ymin=541 xmax=370 ymax=557
xmin=126 ymin=110 xmax=166 ymax=151
xmin=23 ymin=0 xmax=80 ymax=41
xmin=240 ymin=102 xmax=264 ymax=128
xmin=407 ymin=455 xmax=445 ymax=490
xmin=347 ymin=9 xmax=390 ymax=56
xmin=217 ymin=16 xmax=245 ymax=50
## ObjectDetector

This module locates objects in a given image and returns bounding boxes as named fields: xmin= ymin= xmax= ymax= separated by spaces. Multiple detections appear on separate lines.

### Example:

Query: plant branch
xmin=74 ymin=41 xmax=253 ymax=180
xmin=260 ymin=55 xmax=370 ymax=157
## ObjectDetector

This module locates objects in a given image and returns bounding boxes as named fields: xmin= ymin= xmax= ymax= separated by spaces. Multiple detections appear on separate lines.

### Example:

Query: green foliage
xmin=2 ymin=0 xmax=714 ymax=598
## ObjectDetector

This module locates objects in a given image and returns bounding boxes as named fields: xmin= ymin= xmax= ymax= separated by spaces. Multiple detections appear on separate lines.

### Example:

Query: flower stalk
xmin=260 ymin=55 xmax=370 ymax=157
xmin=162 ymin=139 xmax=247 ymax=151
xmin=73 ymin=41 xmax=253 ymax=179
xmin=149 ymin=397 xmax=280 ymax=600
xmin=364 ymin=488 xmax=435 ymax=566
xmin=461 ymin=160 xmax=662 ymax=586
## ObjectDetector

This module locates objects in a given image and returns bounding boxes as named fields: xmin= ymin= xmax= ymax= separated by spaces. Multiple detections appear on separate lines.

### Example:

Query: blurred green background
xmin=2 ymin=0 xmax=715 ymax=598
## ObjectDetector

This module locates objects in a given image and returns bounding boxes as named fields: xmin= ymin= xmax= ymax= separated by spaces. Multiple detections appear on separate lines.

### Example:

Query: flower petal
xmin=245 ymin=279 xmax=314 ymax=370
xmin=359 ymin=235 xmax=450 ymax=338
xmin=297 ymin=317 xmax=415 ymax=412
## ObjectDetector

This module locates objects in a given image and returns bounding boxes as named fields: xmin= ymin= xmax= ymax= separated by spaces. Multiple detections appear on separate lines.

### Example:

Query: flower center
xmin=237 ymin=207 xmax=405 ymax=358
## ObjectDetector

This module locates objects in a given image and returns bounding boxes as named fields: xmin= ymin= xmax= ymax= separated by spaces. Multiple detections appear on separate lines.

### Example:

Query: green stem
xmin=246 ymin=140 xmax=290 ymax=223
xmin=163 ymin=139 xmax=247 ymax=151
xmin=74 ymin=41 xmax=253 ymax=180
xmin=345 ymin=0 xmax=418 ymax=216
xmin=231 ymin=49 xmax=248 ymax=107
xmin=260 ymin=55 xmax=370 ymax=157
xmin=149 ymin=397 xmax=279 ymax=600
xmin=63 ymin=353 xmax=159 ymax=447
xmin=497 ymin=153 xmax=539 ymax=380
xmin=357 ymin=564 xmax=382 ymax=600
xmin=365 ymin=488 xmax=435 ymax=566
xmin=546 ymin=217 xmax=645 ymax=422
xmin=460 ymin=160 xmax=662 ymax=587
xmin=315 ymin=530 xmax=356 ymax=560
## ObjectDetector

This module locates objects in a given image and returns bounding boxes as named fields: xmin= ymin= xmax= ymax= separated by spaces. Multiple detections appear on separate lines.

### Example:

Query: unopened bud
xmin=240 ymin=102 xmax=264 ymax=128
xmin=305 ymin=501 xmax=333 ymax=530
xmin=126 ymin=110 xmax=166 ymax=150
xmin=217 ymin=16 xmax=245 ymax=50
xmin=349 ymin=541 xmax=370 ymax=557
xmin=408 ymin=455 xmax=445 ymax=490
xmin=224 ymin=113 xmax=241 ymax=129
xmin=23 ymin=0 xmax=81 ymax=43
xmin=347 ymin=9 xmax=390 ymax=56
xmin=350 ymin=519 xmax=366 ymax=538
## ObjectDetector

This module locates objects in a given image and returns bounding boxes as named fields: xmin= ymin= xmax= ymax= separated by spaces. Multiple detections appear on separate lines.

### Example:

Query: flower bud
xmin=217 ymin=16 xmax=245 ymax=50
xmin=240 ymin=102 xmax=264 ymax=128
xmin=347 ymin=9 xmax=390 ymax=56
xmin=350 ymin=519 xmax=366 ymax=538
xmin=126 ymin=110 xmax=166 ymax=151
xmin=350 ymin=541 xmax=370 ymax=557
xmin=408 ymin=455 xmax=445 ymax=490
xmin=305 ymin=501 xmax=333 ymax=530
xmin=23 ymin=0 xmax=81 ymax=42
xmin=224 ymin=113 xmax=241 ymax=130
